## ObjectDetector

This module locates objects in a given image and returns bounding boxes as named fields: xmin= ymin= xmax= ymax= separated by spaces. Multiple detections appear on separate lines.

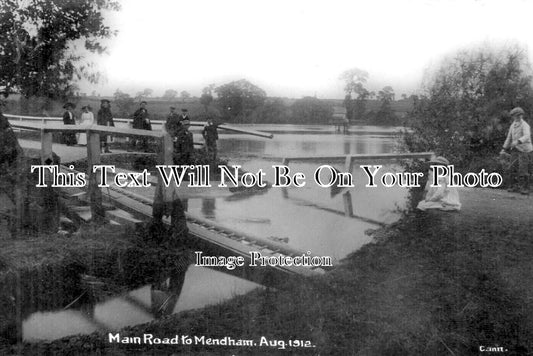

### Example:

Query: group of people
xmin=417 ymin=106 xmax=532 ymax=212
xmin=61 ymin=99 xmax=114 ymax=153
xmin=61 ymin=99 xmax=220 ymax=159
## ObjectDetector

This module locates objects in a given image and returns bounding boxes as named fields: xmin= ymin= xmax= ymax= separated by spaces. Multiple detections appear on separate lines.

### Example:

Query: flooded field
xmin=11 ymin=123 xmax=410 ymax=343
xmin=186 ymin=124 xmax=405 ymax=260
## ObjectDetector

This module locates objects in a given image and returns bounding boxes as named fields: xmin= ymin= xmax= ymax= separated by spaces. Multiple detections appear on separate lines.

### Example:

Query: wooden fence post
xmin=38 ymin=130 xmax=59 ymax=232
xmin=153 ymin=132 xmax=175 ymax=221
xmin=87 ymin=130 xmax=103 ymax=222
xmin=281 ymin=158 xmax=289 ymax=198
xmin=343 ymin=155 xmax=354 ymax=217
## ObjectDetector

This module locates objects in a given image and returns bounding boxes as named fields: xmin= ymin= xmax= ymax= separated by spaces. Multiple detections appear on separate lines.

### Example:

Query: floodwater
xmin=16 ymin=124 xmax=410 ymax=343
xmin=185 ymin=124 xmax=406 ymax=260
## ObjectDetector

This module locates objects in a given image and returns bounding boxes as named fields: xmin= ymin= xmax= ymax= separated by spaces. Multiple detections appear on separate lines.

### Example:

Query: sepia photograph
xmin=1 ymin=0 xmax=533 ymax=354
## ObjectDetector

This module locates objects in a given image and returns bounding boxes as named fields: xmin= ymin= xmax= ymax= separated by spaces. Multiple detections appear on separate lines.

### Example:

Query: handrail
xmin=6 ymin=113 xmax=142 ymax=124
xmin=6 ymin=113 xmax=274 ymax=139
xmin=10 ymin=121 xmax=165 ymax=138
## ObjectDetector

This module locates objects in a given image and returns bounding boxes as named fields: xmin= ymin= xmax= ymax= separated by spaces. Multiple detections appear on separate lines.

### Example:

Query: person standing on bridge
xmin=77 ymin=105 xmax=94 ymax=145
xmin=130 ymin=101 xmax=152 ymax=151
xmin=62 ymin=102 xmax=77 ymax=146
xmin=202 ymin=117 xmax=219 ymax=161
xmin=97 ymin=99 xmax=114 ymax=153
xmin=173 ymin=119 xmax=194 ymax=165
xmin=178 ymin=108 xmax=190 ymax=122
xmin=500 ymin=107 xmax=533 ymax=195
xmin=165 ymin=106 xmax=181 ymax=138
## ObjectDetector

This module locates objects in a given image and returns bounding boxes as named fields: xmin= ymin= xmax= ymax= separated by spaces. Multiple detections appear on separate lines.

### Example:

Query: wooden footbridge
xmin=7 ymin=115 xmax=327 ymax=278
xmin=7 ymin=114 xmax=434 ymax=278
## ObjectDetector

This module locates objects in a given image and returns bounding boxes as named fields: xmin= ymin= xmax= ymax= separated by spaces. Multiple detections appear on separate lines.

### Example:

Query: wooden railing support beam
xmin=87 ymin=131 xmax=103 ymax=222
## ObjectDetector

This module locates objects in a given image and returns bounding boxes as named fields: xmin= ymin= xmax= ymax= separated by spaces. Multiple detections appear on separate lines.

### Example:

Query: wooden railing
xmin=9 ymin=113 xmax=274 ymax=224
xmin=10 ymin=121 xmax=172 ymax=223
xmin=6 ymin=113 xmax=274 ymax=138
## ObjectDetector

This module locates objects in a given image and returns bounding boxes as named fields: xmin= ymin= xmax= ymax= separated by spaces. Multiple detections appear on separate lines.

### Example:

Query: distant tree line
xmin=339 ymin=68 xmax=402 ymax=125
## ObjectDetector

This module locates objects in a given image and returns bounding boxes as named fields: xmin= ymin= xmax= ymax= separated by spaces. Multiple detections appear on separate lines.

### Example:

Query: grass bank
xmin=0 ymin=222 xmax=193 ymax=353
xmin=12 ymin=188 xmax=533 ymax=355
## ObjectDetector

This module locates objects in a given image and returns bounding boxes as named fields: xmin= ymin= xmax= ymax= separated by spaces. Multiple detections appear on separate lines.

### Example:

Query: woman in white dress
xmin=417 ymin=156 xmax=461 ymax=211
xmin=78 ymin=105 xmax=94 ymax=145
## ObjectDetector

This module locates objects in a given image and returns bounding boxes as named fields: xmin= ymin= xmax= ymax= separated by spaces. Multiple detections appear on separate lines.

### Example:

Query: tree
xmin=135 ymin=88 xmax=153 ymax=100
xmin=291 ymin=97 xmax=333 ymax=124
xmin=180 ymin=90 xmax=191 ymax=101
xmin=214 ymin=79 xmax=267 ymax=122
xmin=113 ymin=89 xmax=134 ymax=117
xmin=162 ymin=89 xmax=177 ymax=99
xmin=0 ymin=0 xmax=119 ymax=99
xmin=254 ymin=98 xmax=290 ymax=124
xmin=202 ymin=84 xmax=216 ymax=96
xmin=199 ymin=84 xmax=216 ymax=111
xmin=376 ymin=86 xmax=397 ymax=124
xmin=339 ymin=68 xmax=370 ymax=121
xmin=404 ymin=44 xmax=533 ymax=171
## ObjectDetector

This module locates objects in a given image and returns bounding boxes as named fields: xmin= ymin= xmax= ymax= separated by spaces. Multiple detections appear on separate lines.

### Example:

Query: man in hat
xmin=165 ymin=106 xmax=181 ymax=138
xmin=500 ymin=107 xmax=533 ymax=195
xmin=417 ymin=156 xmax=461 ymax=211
xmin=173 ymin=119 xmax=194 ymax=165
xmin=62 ymin=102 xmax=77 ymax=146
xmin=202 ymin=117 xmax=219 ymax=161
xmin=97 ymin=99 xmax=114 ymax=153
xmin=178 ymin=108 xmax=189 ymax=123
xmin=130 ymin=101 xmax=152 ymax=151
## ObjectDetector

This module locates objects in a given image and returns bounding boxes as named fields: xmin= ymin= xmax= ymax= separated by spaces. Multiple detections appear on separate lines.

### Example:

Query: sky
xmin=82 ymin=0 xmax=533 ymax=99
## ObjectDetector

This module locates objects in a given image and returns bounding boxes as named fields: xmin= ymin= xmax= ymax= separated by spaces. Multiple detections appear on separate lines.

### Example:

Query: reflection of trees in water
xmin=0 ymin=261 xmax=86 ymax=343
xmin=5 ymin=248 xmax=194 ymax=343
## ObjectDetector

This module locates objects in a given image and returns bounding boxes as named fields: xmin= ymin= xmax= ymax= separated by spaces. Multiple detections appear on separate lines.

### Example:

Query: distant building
xmin=330 ymin=106 xmax=348 ymax=132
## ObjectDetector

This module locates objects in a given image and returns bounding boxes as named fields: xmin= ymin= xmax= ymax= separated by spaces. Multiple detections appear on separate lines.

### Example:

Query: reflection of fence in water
xmin=280 ymin=152 xmax=434 ymax=225
xmin=7 ymin=116 xmax=328 ymax=278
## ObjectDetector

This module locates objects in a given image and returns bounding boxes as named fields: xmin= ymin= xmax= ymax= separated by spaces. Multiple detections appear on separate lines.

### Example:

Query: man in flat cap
xmin=62 ymin=102 xmax=77 ymax=146
xmin=130 ymin=101 xmax=152 ymax=151
xmin=173 ymin=119 xmax=194 ymax=165
xmin=500 ymin=107 xmax=533 ymax=194
xmin=165 ymin=106 xmax=181 ymax=139
xmin=97 ymin=99 xmax=115 ymax=153
xmin=178 ymin=108 xmax=189 ymax=123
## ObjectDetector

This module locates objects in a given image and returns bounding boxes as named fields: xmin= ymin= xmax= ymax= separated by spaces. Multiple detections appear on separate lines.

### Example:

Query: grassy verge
xmin=7 ymin=188 xmax=533 ymax=355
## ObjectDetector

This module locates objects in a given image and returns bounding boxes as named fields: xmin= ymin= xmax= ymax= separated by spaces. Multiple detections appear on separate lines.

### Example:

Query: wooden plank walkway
xmin=58 ymin=166 xmax=329 ymax=278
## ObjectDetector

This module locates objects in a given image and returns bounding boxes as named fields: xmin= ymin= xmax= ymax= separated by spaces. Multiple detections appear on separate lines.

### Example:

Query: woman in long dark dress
xmin=62 ymin=102 xmax=77 ymax=146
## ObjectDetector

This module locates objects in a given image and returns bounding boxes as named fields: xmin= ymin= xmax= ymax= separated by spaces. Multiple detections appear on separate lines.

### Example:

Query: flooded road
xmin=17 ymin=124 xmax=409 ymax=342
xmin=186 ymin=124 xmax=405 ymax=260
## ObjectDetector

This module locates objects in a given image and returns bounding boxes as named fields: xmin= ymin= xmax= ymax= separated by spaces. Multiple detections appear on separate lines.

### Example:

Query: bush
xmin=403 ymin=44 xmax=533 ymax=172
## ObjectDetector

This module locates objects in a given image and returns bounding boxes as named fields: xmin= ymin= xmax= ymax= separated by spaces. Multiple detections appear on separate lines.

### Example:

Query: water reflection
xmin=184 ymin=128 xmax=405 ymax=261
xmin=201 ymin=198 xmax=216 ymax=219
xmin=22 ymin=266 xmax=262 ymax=342
xmin=218 ymin=133 xmax=397 ymax=160
xmin=12 ymin=124 xmax=406 ymax=344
